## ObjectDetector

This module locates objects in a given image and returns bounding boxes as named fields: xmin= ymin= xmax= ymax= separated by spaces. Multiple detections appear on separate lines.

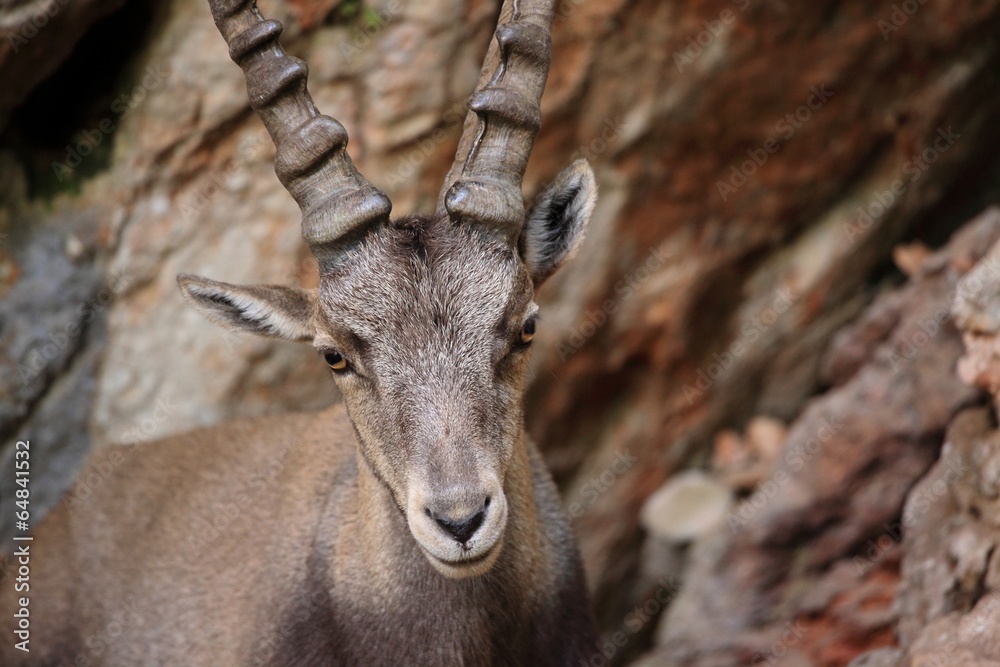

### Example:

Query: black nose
xmin=433 ymin=508 xmax=486 ymax=544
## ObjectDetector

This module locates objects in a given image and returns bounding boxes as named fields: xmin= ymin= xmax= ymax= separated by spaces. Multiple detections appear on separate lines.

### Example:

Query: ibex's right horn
xmin=208 ymin=0 xmax=391 ymax=267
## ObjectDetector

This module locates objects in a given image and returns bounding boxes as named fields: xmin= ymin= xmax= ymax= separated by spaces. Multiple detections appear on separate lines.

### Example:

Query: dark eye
xmin=323 ymin=351 xmax=349 ymax=372
xmin=518 ymin=318 xmax=536 ymax=346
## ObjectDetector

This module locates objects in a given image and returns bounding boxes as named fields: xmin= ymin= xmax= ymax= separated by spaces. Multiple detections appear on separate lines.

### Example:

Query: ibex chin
xmin=2 ymin=0 xmax=600 ymax=664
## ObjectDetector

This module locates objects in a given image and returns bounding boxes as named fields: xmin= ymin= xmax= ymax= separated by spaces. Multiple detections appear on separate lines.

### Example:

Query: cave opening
xmin=2 ymin=0 xmax=167 ymax=200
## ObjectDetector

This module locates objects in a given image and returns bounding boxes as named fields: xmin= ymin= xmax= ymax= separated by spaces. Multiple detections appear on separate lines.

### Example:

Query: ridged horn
xmin=436 ymin=0 xmax=556 ymax=243
xmin=208 ymin=0 xmax=391 ymax=267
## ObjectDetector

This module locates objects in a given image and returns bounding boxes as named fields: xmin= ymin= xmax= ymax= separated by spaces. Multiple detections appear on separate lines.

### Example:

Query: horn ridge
xmin=207 ymin=0 xmax=391 ymax=267
xmin=437 ymin=0 xmax=556 ymax=241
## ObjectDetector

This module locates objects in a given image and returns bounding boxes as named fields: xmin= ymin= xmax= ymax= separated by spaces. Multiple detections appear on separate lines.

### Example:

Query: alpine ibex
xmin=1 ymin=0 xmax=599 ymax=663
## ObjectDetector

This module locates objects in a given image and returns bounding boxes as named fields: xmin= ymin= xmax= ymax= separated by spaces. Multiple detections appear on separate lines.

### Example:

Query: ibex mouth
xmin=408 ymin=483 xmax=509 ymax=579
xmin=421 ymin=537 xmax=505 ymax=579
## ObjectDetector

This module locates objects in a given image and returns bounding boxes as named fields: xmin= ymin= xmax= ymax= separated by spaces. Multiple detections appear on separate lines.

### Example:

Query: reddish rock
xmin=638 ymin=214 xmax=996 ymax=666
xmin=849 ymin=213 xmax=1000 ymax=667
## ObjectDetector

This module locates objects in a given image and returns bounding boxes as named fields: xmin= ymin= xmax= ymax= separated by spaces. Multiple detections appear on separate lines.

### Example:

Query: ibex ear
xmin=177 ymin=274 xmax=315 ymax=342
xmin=520 ymin=159 xmax=597 ymax=287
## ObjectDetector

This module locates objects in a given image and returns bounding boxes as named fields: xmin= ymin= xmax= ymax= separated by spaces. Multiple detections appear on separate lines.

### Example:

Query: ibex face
xmin=179 ymin=0 xmax=595 ymax=578
xmin=318 ymin=220 xmax=533 ymax=577
xmin=180 ymin=167 xmax=594 ymax=577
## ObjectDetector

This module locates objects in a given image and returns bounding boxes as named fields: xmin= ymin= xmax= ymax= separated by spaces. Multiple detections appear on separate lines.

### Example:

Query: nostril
xmin=484 ymin=496 xmax=491 ymax=509
xmin=435 ymin=509 xmax=486 ymax=544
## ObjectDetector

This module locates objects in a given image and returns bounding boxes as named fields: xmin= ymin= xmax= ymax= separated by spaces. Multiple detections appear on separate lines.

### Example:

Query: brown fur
xmin=1 ymin=180 xmax=600 ymax=664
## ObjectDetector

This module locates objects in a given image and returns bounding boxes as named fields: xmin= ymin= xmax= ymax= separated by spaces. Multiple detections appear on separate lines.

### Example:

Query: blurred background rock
xmin=2 ymin=0 xmax=1000 ymax=664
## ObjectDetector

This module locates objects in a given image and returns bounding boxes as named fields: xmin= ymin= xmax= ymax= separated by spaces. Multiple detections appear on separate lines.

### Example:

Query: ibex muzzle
xmin=2 ymin=0 xmax=601 ymax=663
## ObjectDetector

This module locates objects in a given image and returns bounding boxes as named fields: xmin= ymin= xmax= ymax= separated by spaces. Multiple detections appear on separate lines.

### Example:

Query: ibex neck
xmin=281 ymin=410 xmax=590 ymax=662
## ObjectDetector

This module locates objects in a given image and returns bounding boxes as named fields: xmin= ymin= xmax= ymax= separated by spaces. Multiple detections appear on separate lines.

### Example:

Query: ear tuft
xmin=177 ymin=274 xmax=315 ymax=342
xmin=521 ymin=159 xmax=597 ymax=286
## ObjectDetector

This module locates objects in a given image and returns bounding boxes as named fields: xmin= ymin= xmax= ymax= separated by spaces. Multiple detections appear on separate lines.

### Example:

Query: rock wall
xmin=635 ymin=211 xmax=997 ymax=666
xmin=845 ymin=228 xmax=1000 ymax=667
xmin=0 ymin=0 xmax=127 ymax=113
xmin=3 ymin=0 xmax=1000 ymax=664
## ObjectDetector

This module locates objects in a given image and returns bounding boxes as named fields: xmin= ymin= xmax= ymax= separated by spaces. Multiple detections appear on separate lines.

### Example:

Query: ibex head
xmin=178 ymin=0 xmax=596 ymax=578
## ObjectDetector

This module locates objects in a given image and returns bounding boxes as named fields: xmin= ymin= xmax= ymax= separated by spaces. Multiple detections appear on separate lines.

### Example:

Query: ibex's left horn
xmin=208 ymin=0 xmax=391 ymax=267
xmin=437 ymin=0 xmax=556 ymax=243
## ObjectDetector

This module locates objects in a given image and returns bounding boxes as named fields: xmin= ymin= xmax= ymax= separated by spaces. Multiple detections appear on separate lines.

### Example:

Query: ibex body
xmin=1 ymin=0 xmax=599 ymax=664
